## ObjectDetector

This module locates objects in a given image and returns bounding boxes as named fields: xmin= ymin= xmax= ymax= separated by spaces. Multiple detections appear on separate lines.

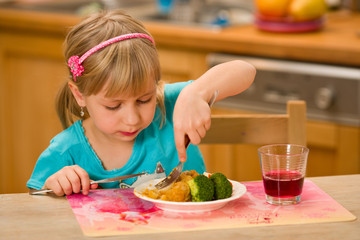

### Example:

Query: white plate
xmin=133 ymin=178 xmax=247 ymax=212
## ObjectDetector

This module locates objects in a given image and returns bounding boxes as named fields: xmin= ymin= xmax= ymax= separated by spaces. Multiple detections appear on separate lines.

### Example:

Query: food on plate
xmin=210 ymin=172 xmax=233 ymax=200
xmin=156 ymin=181 xmax=191 ymax=202
xmin=177 ymin=169 xmax=200 ymax=182
xmin=187 ymin=175 xmax=214 ymax=202
xmin=140 ymin=170 xmax=233 ymax=202
xmin=141 ymin=170 xmax=198 ymax=202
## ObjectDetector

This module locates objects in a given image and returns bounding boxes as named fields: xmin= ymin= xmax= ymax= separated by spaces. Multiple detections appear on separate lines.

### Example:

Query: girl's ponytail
xmin=55 ymin=81 xmax=82 ymax=129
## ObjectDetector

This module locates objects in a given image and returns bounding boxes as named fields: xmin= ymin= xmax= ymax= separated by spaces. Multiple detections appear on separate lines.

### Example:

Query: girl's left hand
xmin=173 ymin=87 xmax=212 ymax=162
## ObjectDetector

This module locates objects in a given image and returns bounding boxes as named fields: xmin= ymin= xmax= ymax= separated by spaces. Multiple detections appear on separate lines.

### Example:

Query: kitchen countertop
xmin=0 ymin=7 xmax=359 ymax=67
xmin=0 ymin=174 xmax=359 ymax=240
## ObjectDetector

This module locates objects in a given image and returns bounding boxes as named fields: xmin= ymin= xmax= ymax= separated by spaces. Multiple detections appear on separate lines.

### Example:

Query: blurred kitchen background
xmin=0 ymin=0 xmax=359 ymax=193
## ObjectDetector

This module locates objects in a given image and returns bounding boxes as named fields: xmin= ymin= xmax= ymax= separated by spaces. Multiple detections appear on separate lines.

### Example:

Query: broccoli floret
xmin=209 ymin=173 xmax=233 ymax=200
xmin=187 ymin=175 xmax=214 ymax=202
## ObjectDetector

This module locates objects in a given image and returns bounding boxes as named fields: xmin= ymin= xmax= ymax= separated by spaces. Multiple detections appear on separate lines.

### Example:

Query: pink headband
xmin=68 ymin=33 xmax=155 ymax=81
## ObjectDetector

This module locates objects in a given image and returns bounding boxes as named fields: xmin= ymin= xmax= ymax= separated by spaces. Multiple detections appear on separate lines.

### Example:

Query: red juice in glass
xmin=258 ymin=144 xmax=309 ymax=205
xmin=263 ymin=171 xmax=304 ymax=198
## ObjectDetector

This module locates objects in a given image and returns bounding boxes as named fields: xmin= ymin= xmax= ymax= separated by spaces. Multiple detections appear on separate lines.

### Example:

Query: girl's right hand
xmin=43 ymin=165 xmax=98 ymax=196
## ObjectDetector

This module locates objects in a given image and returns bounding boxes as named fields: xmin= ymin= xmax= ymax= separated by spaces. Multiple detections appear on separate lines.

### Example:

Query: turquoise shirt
xmin=27 ymin=81 xmax=206 ymax=190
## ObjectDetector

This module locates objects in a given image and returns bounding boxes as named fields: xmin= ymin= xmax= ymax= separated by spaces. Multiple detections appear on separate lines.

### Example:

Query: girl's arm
xmin=173 ymin=60 xmax=256 ymax=162
xmin=184 ymin=60 xmax=255 ymax=104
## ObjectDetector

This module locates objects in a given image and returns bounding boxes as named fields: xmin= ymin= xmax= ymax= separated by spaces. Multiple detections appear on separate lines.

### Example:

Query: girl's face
xmin=83 ymin=79 xmax=157 ymax=142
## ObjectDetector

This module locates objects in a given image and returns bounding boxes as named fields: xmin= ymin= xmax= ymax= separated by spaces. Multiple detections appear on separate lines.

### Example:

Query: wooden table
xmin=1 ymin=174 xmax=359 ymax=240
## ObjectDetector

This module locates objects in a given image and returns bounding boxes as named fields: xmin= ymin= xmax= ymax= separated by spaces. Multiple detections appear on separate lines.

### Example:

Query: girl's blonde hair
xmin=56 ymin=10 xmax=164 ymax=129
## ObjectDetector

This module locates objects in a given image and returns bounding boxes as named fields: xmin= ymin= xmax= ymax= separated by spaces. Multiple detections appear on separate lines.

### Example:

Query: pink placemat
xmin=67 ymin=180 xmax=356 ymax=237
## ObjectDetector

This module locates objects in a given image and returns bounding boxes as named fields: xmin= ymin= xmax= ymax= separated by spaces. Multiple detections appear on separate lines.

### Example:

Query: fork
xmin=154 ymin=137 xmax=190 ymax=190
xmin=155 ymin=90 xmax=219 ymax=189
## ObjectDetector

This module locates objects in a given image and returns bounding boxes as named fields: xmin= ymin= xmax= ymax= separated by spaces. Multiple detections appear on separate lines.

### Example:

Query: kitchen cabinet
xmin=0 ymin=8 xmax=359 ymax=193
xmin=157 ymin=47 xmax=207 ymax=83
xmin=0 ymin=30 xmax=66 ymax=193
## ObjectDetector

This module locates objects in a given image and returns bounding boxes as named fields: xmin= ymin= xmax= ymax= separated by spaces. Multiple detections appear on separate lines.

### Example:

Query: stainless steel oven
xmin=208 ymin=53 xmax=360 ymax=127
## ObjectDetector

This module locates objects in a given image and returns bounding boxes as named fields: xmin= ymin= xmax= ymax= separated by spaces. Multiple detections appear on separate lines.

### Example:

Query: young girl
xmin=27 ymin=10 xmax=255 ymax=196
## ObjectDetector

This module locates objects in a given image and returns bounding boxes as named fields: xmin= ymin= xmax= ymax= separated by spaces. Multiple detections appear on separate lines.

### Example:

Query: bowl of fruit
xmin=254 ymin=0 xmax=328 ymax=32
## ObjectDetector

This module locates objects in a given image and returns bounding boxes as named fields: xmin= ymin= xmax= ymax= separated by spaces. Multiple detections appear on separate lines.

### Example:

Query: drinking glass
xmin=258 ymin=144 xmax=309 ymax=205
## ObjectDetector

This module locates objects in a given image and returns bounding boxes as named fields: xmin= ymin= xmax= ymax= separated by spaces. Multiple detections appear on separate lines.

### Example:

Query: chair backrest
xmin=202 ymin=100 xmax=307 ymax=146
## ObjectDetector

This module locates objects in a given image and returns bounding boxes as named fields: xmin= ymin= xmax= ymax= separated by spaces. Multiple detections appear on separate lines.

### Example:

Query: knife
xmin=29 ymin=172 xmax=146 ymax=195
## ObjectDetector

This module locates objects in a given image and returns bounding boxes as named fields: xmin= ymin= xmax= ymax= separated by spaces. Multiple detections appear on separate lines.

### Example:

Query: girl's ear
xmin=68 ymin=81 xmax=86 ymax=107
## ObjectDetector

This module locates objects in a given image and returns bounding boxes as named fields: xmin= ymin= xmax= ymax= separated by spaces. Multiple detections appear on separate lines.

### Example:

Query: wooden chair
xmin=199 ymin=100 xmax=307 ymax=181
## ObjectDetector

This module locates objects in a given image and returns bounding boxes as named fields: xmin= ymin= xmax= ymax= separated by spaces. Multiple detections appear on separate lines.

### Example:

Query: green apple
xmin=289 ymin=0 xmax=327 ymax=21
